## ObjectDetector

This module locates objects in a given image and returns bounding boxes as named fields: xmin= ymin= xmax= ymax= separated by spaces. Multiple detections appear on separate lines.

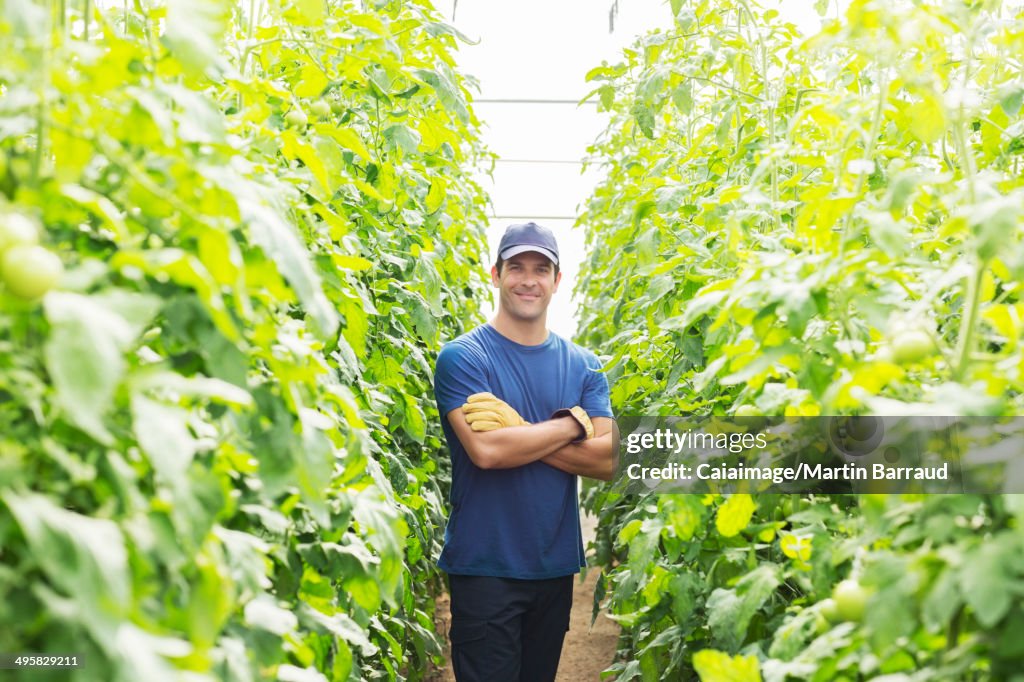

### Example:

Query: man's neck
xmin=489 ymin=311 xmax=549 ymax=346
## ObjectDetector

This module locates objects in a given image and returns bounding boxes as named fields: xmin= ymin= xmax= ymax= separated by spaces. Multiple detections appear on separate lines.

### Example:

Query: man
xmin=432 ymin=221 xmax=617 ymax=682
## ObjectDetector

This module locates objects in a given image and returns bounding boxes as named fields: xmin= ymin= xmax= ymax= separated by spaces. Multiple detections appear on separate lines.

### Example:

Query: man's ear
xmin=553 ymin=269 xmax=562 ymax=293
xmin=491 ymin=264 xmax=500 ymax=287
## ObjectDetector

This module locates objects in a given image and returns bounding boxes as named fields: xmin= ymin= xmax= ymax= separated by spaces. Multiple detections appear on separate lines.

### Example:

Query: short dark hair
xmin=495 ymin=255 xmax=560 ymax=278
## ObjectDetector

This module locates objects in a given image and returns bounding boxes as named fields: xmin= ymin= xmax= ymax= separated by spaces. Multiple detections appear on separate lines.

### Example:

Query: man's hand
xmin=461 ymin=392 xmax=528 ymax=432
xmin=551 ymin=406 xmax=595 ymax=442
xmin=541 ymin=417 xmax=617 ymax=480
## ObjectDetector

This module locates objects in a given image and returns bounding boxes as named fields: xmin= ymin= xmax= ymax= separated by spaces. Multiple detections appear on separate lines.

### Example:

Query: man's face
xmin=491 ymin=251 xmax=561 ymax=322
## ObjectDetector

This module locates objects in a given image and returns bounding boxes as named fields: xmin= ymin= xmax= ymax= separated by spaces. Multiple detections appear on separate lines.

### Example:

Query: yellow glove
xmin=551 ymin=406 xmax=595 ymax=442
xmin=461 ymin=392 xmax=528 ymax=432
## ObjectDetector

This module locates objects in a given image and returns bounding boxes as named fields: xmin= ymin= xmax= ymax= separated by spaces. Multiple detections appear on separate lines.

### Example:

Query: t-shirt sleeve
xmin=580 ymin=353 xmax=614 ymax=419
xmin=433 ymin=342 xmax=491 ymax=418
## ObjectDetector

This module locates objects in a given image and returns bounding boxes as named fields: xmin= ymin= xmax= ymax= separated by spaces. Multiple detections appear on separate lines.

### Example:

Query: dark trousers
xmin=447 ymin=573 xmax=574 ymax=682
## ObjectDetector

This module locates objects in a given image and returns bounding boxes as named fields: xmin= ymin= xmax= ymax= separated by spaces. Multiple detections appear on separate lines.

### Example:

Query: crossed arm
xmin=446 ymin=410 xmax=618 ymax=481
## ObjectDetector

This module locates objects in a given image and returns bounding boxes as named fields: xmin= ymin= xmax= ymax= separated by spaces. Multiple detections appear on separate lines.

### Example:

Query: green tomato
xmin=781 ymin=496 xmax=794 ymax=517
xmin=819 ymin=597 xmax=842 ymax=624
xmin=844 ymin=416 xmax=877 ymax=442
xmin=285 ymin=109 xmax=308 ymax=128
xmin=890 ymin=329 xmax=934 ymax=365
xmin=734 ymin=404 xmax=766 ymax=432
xmin=1 ymin=245 xmax=63 ymax=300
xmin=832 ymin=579 xmax=869 ymax=623
xmin=310 ymin=100 xmax=331 ymax=118
xmin=814 ymin=611 xmax=831 ymax=634
xmin=0 ymin=213 xmax=39 ymax=253
xmin=734 ymin=404 xmax=760 ymax=417
xmin=330 ymin=99 xmax=344 ymax=114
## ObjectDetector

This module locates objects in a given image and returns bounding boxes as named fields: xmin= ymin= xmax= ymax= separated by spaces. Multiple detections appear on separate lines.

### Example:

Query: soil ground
xmin=427 ymin=512 xmax=620 ymax=681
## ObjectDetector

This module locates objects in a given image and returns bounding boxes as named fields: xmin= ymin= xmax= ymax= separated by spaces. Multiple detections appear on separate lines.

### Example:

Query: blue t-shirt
xmin=432 ymin=323 xmax=614 ymax=579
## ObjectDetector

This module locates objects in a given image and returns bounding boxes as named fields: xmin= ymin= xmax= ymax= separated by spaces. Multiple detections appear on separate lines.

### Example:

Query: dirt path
xmin=556 ymin=512 xmax=621 ymax=681
xmin=429 ymin=512 xmax=620 ymax=681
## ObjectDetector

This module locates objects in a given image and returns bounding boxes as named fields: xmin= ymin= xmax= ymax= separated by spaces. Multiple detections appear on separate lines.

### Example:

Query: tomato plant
xmin=575 ymin=0 xmax=1024 ymax=679
xmin=0 ymin=0 xmax=492 ymax=680
xmin=0 ymin=244 xmax=63 ymax=300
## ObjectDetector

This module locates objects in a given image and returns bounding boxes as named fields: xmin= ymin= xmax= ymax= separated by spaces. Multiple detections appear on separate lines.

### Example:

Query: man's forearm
xmin=458 ymin=417 xmax=582 ymax=469
xmin=541 ymin=431 xmax=617 ymax=481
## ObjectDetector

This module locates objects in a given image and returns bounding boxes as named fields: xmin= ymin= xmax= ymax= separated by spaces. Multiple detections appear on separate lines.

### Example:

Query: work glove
xmin=461 ymin=392 xmax=528 ymax=432
xmin=551 ymin=406 xmax=595 ymax=443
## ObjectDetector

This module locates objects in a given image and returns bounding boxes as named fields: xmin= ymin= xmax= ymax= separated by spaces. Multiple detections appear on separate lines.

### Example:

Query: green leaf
xmin=716 ymin=494 xmax=756 ymax=537
xmin=631 ymin=101 xmax=656 ymax=139
xmin=424 ymin=178 xmax=446 ymax=214
xmin=333 ymin=254 xmax=374 ymax=271
xmin=243 ymin=595 xmax=298 ymax=635
xmin=159 ymin=83 xmax=226 ymax=144
xmin=296 ymin=409 xmax=335 ymax=527
xmin=412 ymin=67 xmax=470 ymax=123
xmin=131 ymin=394 xmax=197 ymax=483
xmin=402 ymin=392 xmax=426 ymax=443
xmin=3 ymin=492 xmax=130 ymax=636
xmin=707 ymin=565 xmax=780 ymax=652
xmin=282 ymin=129 xmax=332 ymax=197
xmin=959 ymin=536 xmax=1016 ymax=628
xmin=671 ymin=82 xmax=693 ymax=114
xmin=240 ymin=196 xmax=339 ymax=337
xmin=287 ymin=0 xmax=326 ymax=26
xmin=693 ymin=649 xmax=762 ymax=682
xmin=665 ymin=495 xmax=703 ymax=540
xmin=318 ymin=125 xmax=373 ymax=162
xmin=906 ymin=94 xmax=946 ymax=144
xmin=44 ymin=291 xmax=161 ymax=444
xmin=343 ymin=573 xmax=382 ymax=612
xmin=999 ymin=83 xmax=1024 ymax=117
xmin=162 ymin=0 xmax=230 ymax=76
xmin=384 ymin=125 xmax=422 ymax=154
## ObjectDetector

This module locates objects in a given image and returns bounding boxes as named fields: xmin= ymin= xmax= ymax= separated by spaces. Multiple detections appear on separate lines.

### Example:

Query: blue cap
xmin=497 ymin=222 xmax=559 ymax=265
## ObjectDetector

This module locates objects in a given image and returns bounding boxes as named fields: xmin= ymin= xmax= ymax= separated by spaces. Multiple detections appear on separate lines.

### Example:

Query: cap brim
xmin=499 ymin=244 xmax=558 ymax=265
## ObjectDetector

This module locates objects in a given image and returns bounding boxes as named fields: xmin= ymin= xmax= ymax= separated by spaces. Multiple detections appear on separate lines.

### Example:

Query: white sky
xmin=445 ymin=0 xmax=825 ymax=339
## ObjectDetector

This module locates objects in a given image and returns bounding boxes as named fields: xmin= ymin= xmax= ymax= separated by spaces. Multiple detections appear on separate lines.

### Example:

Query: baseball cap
xmin=497 ymin=221 xmax=559 ymax=265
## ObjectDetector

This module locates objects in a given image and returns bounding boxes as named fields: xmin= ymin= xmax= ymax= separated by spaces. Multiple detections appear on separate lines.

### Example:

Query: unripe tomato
xmin=890 ymin=329 xmax=934 ymax=365
xmin=285 ymin=109 xmax=308 ymax=128
xmin=814 ymin=611 xmax=831 ymax=634
xmin=330 ymin=99 xmax=344 ymax=114
xmin=734 ymin=404 xmax=766 ymax=431
xmin=0 ymin=213 xmax=39 ymax=253
xmin=310 ymin=100 xmax=331 ymax=118
xmin=1 ymin=245 xmax=63 ymax=300
xmin=832 ymin=579 xmax=869 ymax=622
xmin=843 ymin=416 xmax=877 ymax=442
xmin=819 ymin=597 xmax=842 ymax=624
xmin=781 ymin=496 xmax=794 ymax=517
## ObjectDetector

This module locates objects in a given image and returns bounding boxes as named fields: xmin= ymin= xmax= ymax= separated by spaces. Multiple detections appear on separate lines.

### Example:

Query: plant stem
xmin=838 ymin=68 xmax=888 ymax=257
xmin=953 ymin=261 xmax=985 ymax=381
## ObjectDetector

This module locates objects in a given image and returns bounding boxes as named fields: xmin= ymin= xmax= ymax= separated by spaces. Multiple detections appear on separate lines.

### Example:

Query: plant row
xmin=0 ymin=0 xmax=489 ymax=679
xmin=575 ymin=0 xmax=1024 ymax=679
